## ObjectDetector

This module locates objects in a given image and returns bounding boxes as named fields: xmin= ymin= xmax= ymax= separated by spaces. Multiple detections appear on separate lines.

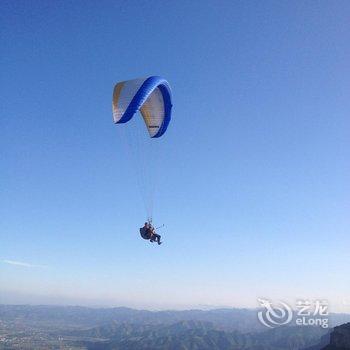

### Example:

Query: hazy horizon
xmin=1 ymin=287 xmax=350 ymax=314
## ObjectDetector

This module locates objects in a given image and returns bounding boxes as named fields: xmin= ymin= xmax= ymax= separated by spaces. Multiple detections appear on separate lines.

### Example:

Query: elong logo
xmin=257 ymin=298 xmax=293 ymax=328
xmin=257 ymin=298 xmax=329 ymax=329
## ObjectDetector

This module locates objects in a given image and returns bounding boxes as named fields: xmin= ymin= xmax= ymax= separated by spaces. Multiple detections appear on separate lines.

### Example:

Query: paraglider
xmin=112 ymin=76 xmax=172 ymax=244
xmin=140 ymin=221 xmax=162 ymax=245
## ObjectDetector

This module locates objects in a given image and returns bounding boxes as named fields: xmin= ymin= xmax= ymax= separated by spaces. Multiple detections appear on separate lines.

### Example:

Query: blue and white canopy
xmin=112 ymin=76 xmax=172 ymax=138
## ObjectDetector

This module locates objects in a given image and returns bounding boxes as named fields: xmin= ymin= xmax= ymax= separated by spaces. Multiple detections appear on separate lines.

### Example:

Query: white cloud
xmin=1 ymin=259 xmax=47 ymax=268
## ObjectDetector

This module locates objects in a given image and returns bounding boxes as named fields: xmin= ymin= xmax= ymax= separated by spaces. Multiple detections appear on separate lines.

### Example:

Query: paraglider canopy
xmin=112 ymin=76 xmax=172 ymax=138
xmin=112 ymin=76 xmax=172 ymax=229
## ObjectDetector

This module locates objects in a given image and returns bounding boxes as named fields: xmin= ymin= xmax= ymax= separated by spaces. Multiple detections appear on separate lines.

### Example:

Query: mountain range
xmin=0 ymin=305 xmax=349 ymax=349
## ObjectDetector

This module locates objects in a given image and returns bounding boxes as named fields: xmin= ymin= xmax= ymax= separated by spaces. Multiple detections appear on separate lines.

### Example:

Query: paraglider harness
xmin=140 ymin=227 xmax=151 ymax=240
xmin=139 ymin=220 xmax=163 ymax=241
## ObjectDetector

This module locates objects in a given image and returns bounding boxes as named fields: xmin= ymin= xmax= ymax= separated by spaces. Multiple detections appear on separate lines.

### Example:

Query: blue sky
xmin=1 ymin=0 xmax=349 ymax=312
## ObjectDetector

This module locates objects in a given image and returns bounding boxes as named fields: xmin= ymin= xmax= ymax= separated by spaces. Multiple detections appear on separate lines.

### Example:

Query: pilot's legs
xmin=152 ymin=233 xmax=161 ymax=244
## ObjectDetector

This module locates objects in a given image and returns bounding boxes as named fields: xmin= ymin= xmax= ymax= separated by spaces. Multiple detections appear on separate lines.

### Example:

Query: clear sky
xmin=1 ymin=0 xmax=349 ymax=312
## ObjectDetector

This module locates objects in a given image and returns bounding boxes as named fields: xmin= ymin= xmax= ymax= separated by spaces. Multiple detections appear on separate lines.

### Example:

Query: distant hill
xmin=0 ymin=305 xmax=349 ymax=349
xmin=75 ymin=322 xmax=328 ymax=350
xmin=0 ymin=305 xmax=348 ymax=332
xmin=303 ymin=323 xmax=350 ymax=350
xmin=322 ymin=322 xmax=350 ymax=350
xmin=302 ymin=332 xmax=331 ymax=350
xmin=0 ymin=305 xmax=264 ymax=332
